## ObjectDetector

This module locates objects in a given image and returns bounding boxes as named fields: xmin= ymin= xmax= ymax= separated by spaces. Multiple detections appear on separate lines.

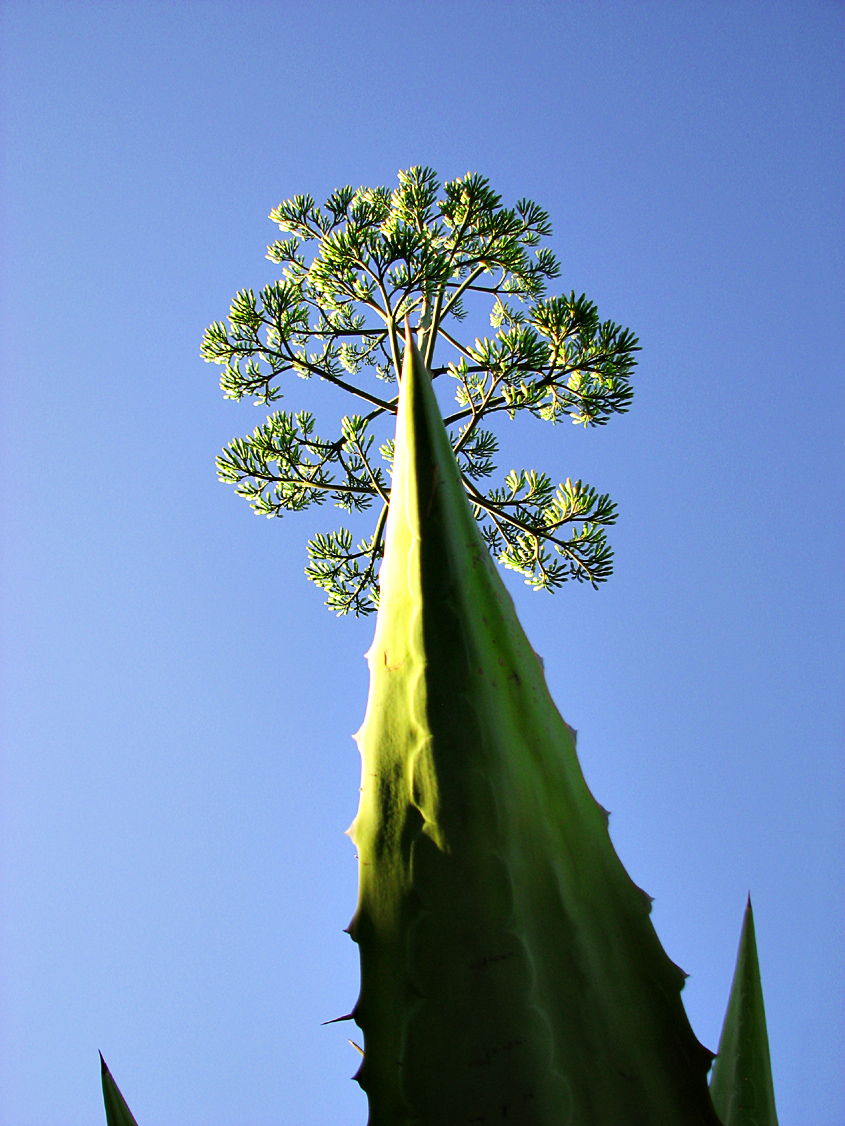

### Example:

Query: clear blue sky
xmin=1 ymin=2 xmax=842 ymax=1124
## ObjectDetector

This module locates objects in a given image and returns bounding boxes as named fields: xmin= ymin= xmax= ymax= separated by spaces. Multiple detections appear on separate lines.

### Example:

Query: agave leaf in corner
xmin=99 ymin=1053 xmax=140 ymax=1126
xmin=709 ymin=897 xmax=779 ymax=1126
xmin=346 ymin=323 xmax=721 ymax=1125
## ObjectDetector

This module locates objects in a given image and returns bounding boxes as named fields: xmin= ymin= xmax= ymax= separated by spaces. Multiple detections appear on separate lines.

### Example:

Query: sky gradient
xmin=1 ymin=2 xmax=843 ymax=1124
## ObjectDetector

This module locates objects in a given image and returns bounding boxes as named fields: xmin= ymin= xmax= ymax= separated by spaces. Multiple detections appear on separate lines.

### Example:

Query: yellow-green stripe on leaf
xmin=710 ymin=897 xmax=779 ymax=1126
xmin=346 ymin=323 xmax=720 ymax=1124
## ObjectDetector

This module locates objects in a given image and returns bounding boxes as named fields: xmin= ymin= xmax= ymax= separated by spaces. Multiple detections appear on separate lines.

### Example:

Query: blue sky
xmin=1 ymin=2 xmax=842 ymax=1123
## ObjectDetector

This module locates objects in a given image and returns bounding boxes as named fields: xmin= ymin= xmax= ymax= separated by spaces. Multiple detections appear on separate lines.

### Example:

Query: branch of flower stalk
xmin=345 ymin=434 xmax=390 ymax=505
xmin=452 ymin=373 xmax=503 ymax=457
xmin=461 ymin=474 xmax=608 ymax=587
xmin=255 ymin=346 xmax=395 ymax=413
xmin=425 ymin=263 xmax=486 ymax=365
xmin=241 ymin=473 xmax=376 ymax=500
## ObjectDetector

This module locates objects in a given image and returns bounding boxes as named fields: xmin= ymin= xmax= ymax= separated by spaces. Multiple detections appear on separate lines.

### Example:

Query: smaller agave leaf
xmin=99 ymin=1053 xmax=141 ymax=1126
xmin=709 ymin=897 xmax=779 ymax=1126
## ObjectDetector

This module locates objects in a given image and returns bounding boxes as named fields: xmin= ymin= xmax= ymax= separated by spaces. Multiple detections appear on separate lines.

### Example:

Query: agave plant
xmin=102 ymin=176 xmax=780 ymax=1124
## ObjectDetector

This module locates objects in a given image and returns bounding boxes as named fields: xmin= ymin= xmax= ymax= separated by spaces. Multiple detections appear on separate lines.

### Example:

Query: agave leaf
xmin=709 ymin=897 xmax=779 ymax=1126
xmin=346 ymin=323 xmax=720 ymax=1124
xmin=99 ymin=1053 xmax=140 ymax=1126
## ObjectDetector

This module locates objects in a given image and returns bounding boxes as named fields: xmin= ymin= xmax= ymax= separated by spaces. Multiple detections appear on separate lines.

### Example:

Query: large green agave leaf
xmin=99 ymin=1053 xmax=140 ymax=1126
xmin=346 ymin=323 xmax=720 ymax=1125
xmin=709 ymin=898 xmax=779 ymax=1126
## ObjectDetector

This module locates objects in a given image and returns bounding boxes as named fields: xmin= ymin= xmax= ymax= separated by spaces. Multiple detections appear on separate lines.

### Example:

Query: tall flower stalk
xmin=202 ymin=168 xmax=637 ymax=614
